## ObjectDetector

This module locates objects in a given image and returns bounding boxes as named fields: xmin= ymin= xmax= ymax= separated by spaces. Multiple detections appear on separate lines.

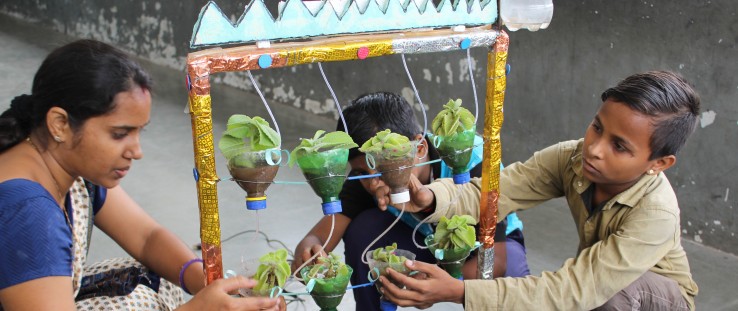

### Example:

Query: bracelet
xmin=179 ymin=258 xmax=203 ymax=295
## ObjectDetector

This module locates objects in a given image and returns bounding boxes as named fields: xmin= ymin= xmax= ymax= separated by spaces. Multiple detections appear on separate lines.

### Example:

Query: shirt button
xmin=577 ymin=181 xmax=582 ymax=187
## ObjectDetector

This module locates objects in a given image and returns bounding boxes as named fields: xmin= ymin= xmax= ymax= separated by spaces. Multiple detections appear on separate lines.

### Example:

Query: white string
xmin=466 ymin=48 xmax=480 ymax=124
xmin=401 ymin=54 xmax=428 ymax=139
xmin=247 ymin=70 xmax=281 ymax=139
xmin=361 ymin=203 xmax=406 ymax=265
xmin=318 ymin=62 xmax=349 ymax=135
xmin=291 ymin=214 xmax=336 ymax=281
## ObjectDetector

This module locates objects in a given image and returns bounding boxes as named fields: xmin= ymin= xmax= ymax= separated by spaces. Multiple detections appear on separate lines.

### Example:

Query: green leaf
xmin=358 ymin=129 xmax=413 ymax=159
xmin=432 ymin=99 xmax=475 ymax=136
xmin=288 ymin=130 xmax=358 ymax=167
xmin=218 ymin=115 xmax=281 ymax=161
xmin=433 ymin=215 xmax=477 ymax=251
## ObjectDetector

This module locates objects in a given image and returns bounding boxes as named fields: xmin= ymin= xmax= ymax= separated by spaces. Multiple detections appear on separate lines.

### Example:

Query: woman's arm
xmin=93 ymin=186 xmax=205 ymax=294
xmin=0 ymin=277 xmax=76 ymax=311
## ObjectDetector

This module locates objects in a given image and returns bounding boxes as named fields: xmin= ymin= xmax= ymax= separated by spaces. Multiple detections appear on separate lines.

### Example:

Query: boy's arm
xmin=426 ymin=141 xmax=568 ymax=221
xmin=291 ymin=214 xmax=350 ymax=272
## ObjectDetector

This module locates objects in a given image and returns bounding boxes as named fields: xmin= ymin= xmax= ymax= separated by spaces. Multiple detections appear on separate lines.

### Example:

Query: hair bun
xmin=8 ymin=94 xmax=35 ymax=126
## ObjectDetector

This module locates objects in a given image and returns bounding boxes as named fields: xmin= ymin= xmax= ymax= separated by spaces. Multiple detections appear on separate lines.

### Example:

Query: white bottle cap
xmin=390 ymin=191 xmax=410 ymax=204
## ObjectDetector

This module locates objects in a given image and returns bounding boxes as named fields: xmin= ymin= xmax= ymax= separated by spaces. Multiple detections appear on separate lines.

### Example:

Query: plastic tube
xmin=361 ymin=203 xmax=406 ymax=265
xmin=247 ymin=70 xmax=281 ymax=139
xmin=318 ymin=62 xmax=349 ymax=135
xmin=292 ymin=214 xmax=336 ymax=280
xmin=467 ymin=48 xmax=480 ymax=125
xmin=401 ymin=54 xmax=428 ymax=140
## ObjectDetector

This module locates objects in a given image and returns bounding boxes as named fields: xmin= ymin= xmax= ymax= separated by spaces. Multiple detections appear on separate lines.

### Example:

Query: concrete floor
xmin=2 ymin=14 xmax=737 ymax=310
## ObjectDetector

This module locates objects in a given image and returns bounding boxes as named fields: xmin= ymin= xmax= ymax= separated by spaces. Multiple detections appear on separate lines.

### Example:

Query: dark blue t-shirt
xmin=0 ymin=179 xmax=106 ymax=290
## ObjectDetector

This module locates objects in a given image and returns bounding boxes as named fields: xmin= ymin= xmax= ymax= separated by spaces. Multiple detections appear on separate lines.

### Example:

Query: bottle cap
xmin=453 ymin=172 xmax=471 ymax=184
xmin=246 ymin=198 xmax=267 ymax=210
xmin=390 ymin=191 xmax=410 ymax=204
xmin=322 ymin=201 xmax=343 ymax=215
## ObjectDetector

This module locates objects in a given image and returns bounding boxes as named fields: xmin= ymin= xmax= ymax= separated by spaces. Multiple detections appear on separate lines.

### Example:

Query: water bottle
xmin=500 ymin=0 xmax=554 ymax=32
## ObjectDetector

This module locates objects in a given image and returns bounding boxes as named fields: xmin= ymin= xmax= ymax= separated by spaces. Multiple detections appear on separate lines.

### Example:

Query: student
xmin=0 ymin=40 xmax=281 ymax=310
xmin=376 ymin=71 xmax=700 ymax=310
xmin=292 ymin=92 xmax=529 ymax=311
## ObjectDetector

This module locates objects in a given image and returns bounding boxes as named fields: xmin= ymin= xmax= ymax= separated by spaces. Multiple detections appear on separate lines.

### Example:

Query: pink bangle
xmin=179 ymin=258 xmax=203 ymax=295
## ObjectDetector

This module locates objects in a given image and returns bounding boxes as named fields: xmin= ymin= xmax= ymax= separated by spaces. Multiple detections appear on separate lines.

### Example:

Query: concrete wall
xmin=2 ymin=1 xmax=736 ymax=255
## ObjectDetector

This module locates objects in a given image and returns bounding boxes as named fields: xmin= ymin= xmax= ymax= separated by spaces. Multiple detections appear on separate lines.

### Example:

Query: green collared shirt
xmin=427 ymin=139 xmax=698 ymax=310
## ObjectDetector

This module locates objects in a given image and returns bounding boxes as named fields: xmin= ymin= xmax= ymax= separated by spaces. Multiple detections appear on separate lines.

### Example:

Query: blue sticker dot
xmin=258 ymin=55 xmax=272 ymax=68
xmin=460 ymin=38 xmax=471 ymax=49
xmin=192 ymin=168 xmax=199 ymax=182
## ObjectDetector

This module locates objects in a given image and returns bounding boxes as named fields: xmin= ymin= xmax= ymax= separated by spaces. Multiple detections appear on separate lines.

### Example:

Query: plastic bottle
xmin=500 ymin=0 xmax=554 ymax=32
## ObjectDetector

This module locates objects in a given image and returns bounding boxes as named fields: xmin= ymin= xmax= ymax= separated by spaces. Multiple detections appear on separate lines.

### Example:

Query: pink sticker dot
xmin=357 ymin=47 xmax=369 ymax=60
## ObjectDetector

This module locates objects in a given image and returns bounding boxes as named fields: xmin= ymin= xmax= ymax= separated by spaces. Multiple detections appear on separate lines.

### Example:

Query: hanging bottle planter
xmin=219 ymin=114 xmax=283 ymax=210
xmin=300 ymin=253 xmax=353 ymax=311
xmin=359 ymin=130 xmax=418 ymax=204
xmin=424 ymin=215 xmax=479 ymax=279
xmin=431 ymin=99 xmax=477 ymax=184
xmin=366 ymin=243 xmax=417 ymax=311
xmin=290 ymin=130 xmax=358 ymax=215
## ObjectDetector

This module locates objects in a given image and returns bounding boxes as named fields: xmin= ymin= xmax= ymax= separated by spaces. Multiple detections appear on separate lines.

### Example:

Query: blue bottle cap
xmin=246 ymin=199 xmax=267 ymax=211
xmin=322 ymin=201 xmax=342 ymax=215
xmin=453 ymin=172 xmax=471 ymax=184
xmin=380 ymin=299 xmax=398 ymax=311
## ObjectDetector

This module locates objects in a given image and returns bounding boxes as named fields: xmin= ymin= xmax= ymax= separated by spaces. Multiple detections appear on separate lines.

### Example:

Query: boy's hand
xmin=291 ymin=236 xmax=326 ymax=273
xmin=375 ymin=174 xmax=435 ymax=213
xmin=378 ymin=260 xmax=465 ymax=308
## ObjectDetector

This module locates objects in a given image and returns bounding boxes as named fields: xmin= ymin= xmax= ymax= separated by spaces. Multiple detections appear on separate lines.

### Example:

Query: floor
xmin=1 ymin=14 xmax=737 ymax=311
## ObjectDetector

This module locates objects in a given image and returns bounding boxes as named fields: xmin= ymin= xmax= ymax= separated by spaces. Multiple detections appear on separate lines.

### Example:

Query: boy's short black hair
xmin=338 ymin=92 xmax=422 ymax=160
xmin=601 ymin=71 xmax=700 ymax=160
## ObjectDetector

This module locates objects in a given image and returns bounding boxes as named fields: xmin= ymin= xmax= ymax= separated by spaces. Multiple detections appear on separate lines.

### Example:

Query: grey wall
xmin=2 ymin=1 xmax=736 ymax=255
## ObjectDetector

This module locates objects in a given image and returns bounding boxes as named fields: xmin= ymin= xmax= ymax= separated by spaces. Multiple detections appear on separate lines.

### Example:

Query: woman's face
xmin=61 ymin=85 xmax=151 ymax=188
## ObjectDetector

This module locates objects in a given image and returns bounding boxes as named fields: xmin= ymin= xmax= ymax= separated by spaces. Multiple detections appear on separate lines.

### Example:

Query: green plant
xmin=305 ymin=252 xmax=350 ymax=280
xmin=433 ymin=215 xmax=477 ymax=250
xmin=253 ymin=249 xmax=291 ymax=295
xmin=218 ymin=115 xmax=281 ymax=160
xmin=431 ymin=99 xmax=474 ymax=136
xmin=370 ymin=243 xmax=408 ymax=264
xmin=358 ymin=129 xmax=413 ymax=159
xmin=288 ymin=130 xmax=358 ymax=167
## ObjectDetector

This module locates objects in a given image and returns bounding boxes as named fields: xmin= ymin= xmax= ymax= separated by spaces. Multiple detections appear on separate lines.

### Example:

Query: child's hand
xmin=375 ymin=174 xmax=435 ymax=213
xmin=378 ymin=260 xmax=465 ymax=308
xmin=291 ymin=237 xmax=327 ymax=274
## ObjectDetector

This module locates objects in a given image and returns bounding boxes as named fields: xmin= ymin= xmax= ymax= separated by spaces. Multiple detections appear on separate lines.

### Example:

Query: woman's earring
xmin=54 ymin=136 xmax=63 ymax=143
xmin=647 ymin=169 xmax=655 ymax=175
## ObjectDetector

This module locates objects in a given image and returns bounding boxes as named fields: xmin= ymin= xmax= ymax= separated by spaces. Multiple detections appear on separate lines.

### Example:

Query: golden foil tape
xmin=189 ymin=94 xmax=221 ymax=248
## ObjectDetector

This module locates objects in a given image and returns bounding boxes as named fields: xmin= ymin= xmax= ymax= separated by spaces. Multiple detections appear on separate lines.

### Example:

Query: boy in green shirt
xmin=374 ymin=71 xmax=700 ymax=310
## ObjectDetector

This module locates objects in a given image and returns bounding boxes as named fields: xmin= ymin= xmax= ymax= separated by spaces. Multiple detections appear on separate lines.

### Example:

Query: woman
xmin=0 ymin=40 xmax=281 ymax=310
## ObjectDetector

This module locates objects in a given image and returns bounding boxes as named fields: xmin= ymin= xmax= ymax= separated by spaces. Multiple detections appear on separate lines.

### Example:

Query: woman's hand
xmin=181 ymin=276 xmax=282 ymax=311
xmin=378 ymin=260 xmax=465 ymax=309
xmin=374 ymin=174 xmax=436 ymax=213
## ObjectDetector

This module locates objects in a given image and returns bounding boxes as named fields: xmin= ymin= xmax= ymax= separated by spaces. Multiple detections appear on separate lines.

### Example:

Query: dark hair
xmin=600 ymin=71 xmax=700 ymax=159
xmin=338 ymin=92 xmax=424 ymax=160
xmin=0 ymin=39 xmax=152 ymax=152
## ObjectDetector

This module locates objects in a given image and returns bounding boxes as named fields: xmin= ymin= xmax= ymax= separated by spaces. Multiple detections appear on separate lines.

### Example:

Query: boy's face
xmin=582 ymin=99 xmax=662 ymax=191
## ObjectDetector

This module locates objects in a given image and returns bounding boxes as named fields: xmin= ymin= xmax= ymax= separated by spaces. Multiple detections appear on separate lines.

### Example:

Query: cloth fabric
xmin=0 ymin=179 xmax=76 ymax=289
xmin=0 ymin=177 xmax=183 ymax=310
xmin=593 ymin=271 xmax=689 ymax=311
xmin=427 ymin=139 xmax=698 ymax=310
